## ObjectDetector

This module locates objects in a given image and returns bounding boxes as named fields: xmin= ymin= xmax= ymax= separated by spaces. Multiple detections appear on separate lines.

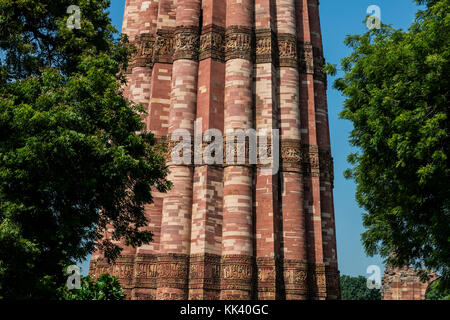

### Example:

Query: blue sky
xmin=81 ymin=0 xmax=423 ymax=278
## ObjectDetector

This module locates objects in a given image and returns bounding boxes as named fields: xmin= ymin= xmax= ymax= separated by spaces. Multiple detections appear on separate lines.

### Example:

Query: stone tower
xmin=89 ymin=0 xmax=340 ymax=300
xmin=382 ymin=266 xmax=438 ymax=300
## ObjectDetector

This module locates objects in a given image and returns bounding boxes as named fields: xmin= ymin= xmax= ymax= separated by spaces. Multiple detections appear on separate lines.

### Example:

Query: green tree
xmin=0 ymin=0 xmax=170 ymax=299
xmin=63 ymin=274 xmax=125 ymax=301
xmin=426 ymin=279 xmax=450 ymax=300
xmin=340 ymin=275 xmax=381 ymax=300
xmin=332 ymin=0 xmax=449 ymax=289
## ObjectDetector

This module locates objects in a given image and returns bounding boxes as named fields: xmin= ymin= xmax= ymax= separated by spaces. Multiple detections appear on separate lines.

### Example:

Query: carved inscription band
xmin=128 ymin=25 xmax=326 ymax=80
xmin=163 ymin=137 xmax=333 ymax=182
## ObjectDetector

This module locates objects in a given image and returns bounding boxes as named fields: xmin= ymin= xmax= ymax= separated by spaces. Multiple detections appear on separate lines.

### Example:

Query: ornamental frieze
xmin=126 ymin=26 xmax=325 ymax=72
xmin=134 ymin=259 xmax=158 ymax=279
xmin=134 ymin=292 xmax=156 ymax=300
xmin=220 ymin=255 xmax=254 ymax=291
xmin=255 ymin=29 xmax=276 ymax=64
xmin=283 ymin=260 xmax=308 ymax=297
xmin=313 ymin=47 xmax=327 ymax=82
xmin=278 ymin=33 xmax=297 ymax=68
xmin=299 ymin=41 xmax=314 ymax=74
xmin=128 ymin=33 xmax=155 ymax=71
xmin=157 ymin=254 xmax=189 ymax=290
xmin=325 ymin=266 xmax=341 ymax=295
xmin=225 ymin=26 xmax=253 ymax=61
xmin=283 ymin=260 xmax=308 ymax=287
xmin=256 ymin=257 xmax=278 ymax=294
xmin=281 ymin=140 xmax=302 ymax=172
xmin=319 ymin=149 xmax=334 ymax=183
xmin=189 ymin=254 xmax=221 ymax=290
xmin=302 ymin=144 xmax=320 ymax=177
xmin=308 ymin=263 xmax=328 ymax=296
xmin=199 ymin=24 xmax=225 ymax=62
xmin=153 ymin=29 xmax=174 ymax=64
xmin=173 ymin=26 xmax=200 ymax=61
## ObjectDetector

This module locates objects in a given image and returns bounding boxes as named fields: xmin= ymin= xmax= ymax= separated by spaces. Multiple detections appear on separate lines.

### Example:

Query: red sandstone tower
xmin=89 ymin=0 xmax=340 ymax=300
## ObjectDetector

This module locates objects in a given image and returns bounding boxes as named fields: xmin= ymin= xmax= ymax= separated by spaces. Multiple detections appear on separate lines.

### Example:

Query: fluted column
xmin=253 ymin=0 xmax=280 ymax=300
xmin=277 ymin=0 xmax=309 ymax=300
xmin=188 ymin=0 xmax=226 ymax=300
xmin=220 ymin=0 xmax=255 ymax=300
xmin=306 ymin=0 xmax=340 ymax=299
xmin=157 ymin=0 xmax=200 ymax=300
xmin=110 ymin=0 xmax=161 ymax=298
xmin=296 ymin=0 xmax=326 ymax=299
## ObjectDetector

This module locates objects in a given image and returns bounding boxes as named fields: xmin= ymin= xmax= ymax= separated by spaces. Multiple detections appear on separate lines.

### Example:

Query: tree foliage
xmin=0 ymin=0 xmax=170 ymax=298
xmin=334 ymin=0 xmax=449 ymax=288
xmin=340 ymin=275 xmax=381 ymax=300
xmin=63 ymin=274 xmax=125 ymax=300
xmin=426 ymin=278 xmax=450 ymax=300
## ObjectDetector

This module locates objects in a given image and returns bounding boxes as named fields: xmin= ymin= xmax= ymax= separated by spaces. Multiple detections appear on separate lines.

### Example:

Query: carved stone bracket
xmin=225 ymin=26 xmax=253 ymax=61
xmin=200 ymin=24 xmax=225 ymax=62
xmin=173 ymin=26 xmax=200 ymax=61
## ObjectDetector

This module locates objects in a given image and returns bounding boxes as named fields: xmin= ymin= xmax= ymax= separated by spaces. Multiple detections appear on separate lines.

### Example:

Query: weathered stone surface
xmin=382 ymin=265 xmax=439 ymax=300
xmin=89 ymin=0 xmax=340 ymax=300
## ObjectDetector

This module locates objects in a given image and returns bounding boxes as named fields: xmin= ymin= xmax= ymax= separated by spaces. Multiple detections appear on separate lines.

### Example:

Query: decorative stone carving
xmin=173 ymin=26 xmax=200 ymax=61
xmin=189 ymin=254 xmax=221 ymax=290
xmin=157 ymin=254 xmax=189 ymax=290
xmin=325 ymin=265 xmax=341 ymax=299
xmin=153 ymin=29 xmax=174 ymax=64
xmin=255 ymin=29 xmax=276 ymax=64
xmin=313 ymin=47 xmax=326 ymax=82
xmin=308 ymin=263 xmax=328 ymax=299
xmin=199 ymin=24 xmax=225 ymax=62
xmin=220 ymin=255 xmax=254 ymax=293
xmin=133 ymin=254 xmax=158 ymax=290
xmin=283 ymin=260 xmax=308 ymax=298
xmin=256 ymin=257 xmax=278 ymax=298
xmin=382 ymin=265 xmax=439 ymax=300
xmin=281 ymin=140 xmax=303 ymax=172
xmin=302 ymin=144 xmax=320 ymax=177
xmin=225 ymin=26 xmax=253 ymax=61
xmin=299 ymin=41 xmax=314 ymax=74
xmin=128 ymin=33 xmax=155 ymax=71
xmin=278 ymin=33 xmax=297 ymax=68
xmin=319 ymin=149 xmax=334 ymax=183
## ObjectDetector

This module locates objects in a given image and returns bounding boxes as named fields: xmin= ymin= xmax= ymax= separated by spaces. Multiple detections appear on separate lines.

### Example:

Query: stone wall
xmin=382 ymin=265 xmax=438 ymax=300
